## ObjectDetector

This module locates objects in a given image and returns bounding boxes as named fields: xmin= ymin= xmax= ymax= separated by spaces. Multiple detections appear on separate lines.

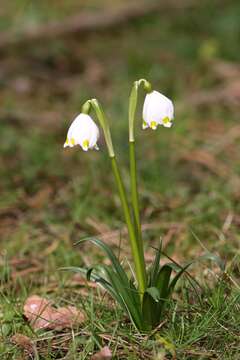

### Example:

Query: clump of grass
xmin=1 ymin=265 xmax=239 ymax=359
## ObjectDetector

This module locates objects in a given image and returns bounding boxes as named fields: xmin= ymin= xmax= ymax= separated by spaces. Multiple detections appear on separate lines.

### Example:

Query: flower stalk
xmin=110 ymin=156 xmax=147 ymax=295
xmin=128 ymin=79 xmax=152 ymax=142
xmin=128 ymin=79 xmax=152 ymax=274
xmin=81 ymin=98 xmax=147 ymax=295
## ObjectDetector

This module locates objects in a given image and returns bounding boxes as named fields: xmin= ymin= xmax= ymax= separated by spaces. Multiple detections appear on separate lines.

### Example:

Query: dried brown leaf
xmin=50 ymin=305 xmax=85 ymax=330
xmin=91 ymin=346 xmax=112 ymax=360
xmin=24 ymin=295 xmax=54 ymax=330
xmin=11 ymin=333 xmax=34 ymax=355
xmin=23 ymin=295 xmax=85 ymax=330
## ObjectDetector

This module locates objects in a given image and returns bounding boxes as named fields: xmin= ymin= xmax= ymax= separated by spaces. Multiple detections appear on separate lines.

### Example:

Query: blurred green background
xmin=1 ymin=0 xmax=239 ymax=254
xmin=0 ymin=0 xmax=240 ymax=357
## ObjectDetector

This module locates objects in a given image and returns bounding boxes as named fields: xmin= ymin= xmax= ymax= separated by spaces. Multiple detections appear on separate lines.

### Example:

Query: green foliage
xmin=66 ymin=238 xmax=192 ymax=331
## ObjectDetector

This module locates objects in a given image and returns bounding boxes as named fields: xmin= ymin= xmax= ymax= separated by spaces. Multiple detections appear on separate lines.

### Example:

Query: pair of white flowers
xmin=64 ymin=90 xmax=174 ymax=151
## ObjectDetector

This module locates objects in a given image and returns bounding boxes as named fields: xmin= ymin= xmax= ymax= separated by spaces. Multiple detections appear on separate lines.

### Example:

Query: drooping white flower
xmin=64 ymin=113 xmax=99 ymax=151
xmin=142 ymin=90 xmax=174 ymax=130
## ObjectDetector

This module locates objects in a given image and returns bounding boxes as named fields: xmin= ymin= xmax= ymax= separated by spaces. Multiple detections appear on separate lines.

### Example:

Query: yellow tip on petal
xmin=150 ymin=121 xmax=157 ymax=130
xmin=142 ymin=120 xmax=148 ymax=130
xmin=162 ymin=117 xmax=170 ymax=125
xmin=82 ymin=139 xmax=89 ymax=151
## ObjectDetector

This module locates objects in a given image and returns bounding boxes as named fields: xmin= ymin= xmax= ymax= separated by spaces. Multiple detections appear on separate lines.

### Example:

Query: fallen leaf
xmin=91 ymin=346 xmax=112 ymax=360
xmin=11 ymin=333 xmax=35 ymax=355
xmin=24 ymin=295 xmax=85 ymax=330
xmin=24 ymin=295 xmax=54 ymax=330
xmin=50 ymin=305 xmax=85 ymax=331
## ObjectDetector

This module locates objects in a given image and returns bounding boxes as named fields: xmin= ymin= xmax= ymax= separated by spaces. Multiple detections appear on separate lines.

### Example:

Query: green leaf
xmin=156 ymin=265 xmax=172 ymax=297
xmin=169 ymin=263 xmax=191 ymax=294
xmin=152 ymin=264 xmax=173 ymax=324
xmin=86 ymin=267 xmax=95 ymax=281
xmin=76 ymin=237 xmax=129 ymax=284
xmin=142 ymin=291 xmax=156 ymax=330
xmin=69 ymin=239 xmax=144 ymax=329
xmin=87 ymin=264 xmax=136 ymax=316
xmin=76 ymin=237 xmax=142 ymax=311
xmin=63 ymin=265 xmax=125 ymax=309
xmin=142 ymin=286 xmax=166 ymax=329
xmin=107 ymin=269 xmax=143 ymax=330
xmin=150 ymin=240 xmax=162 ymax=286
xmin=95 ymin=276 xmax=125 ymax=308
xmin=145 ymin=287 xmax=161 ymax=302
xmin=93 ymin=264 xmax=142 ymax=329
xmin=129 ymin=278 xmax=142 ymax=312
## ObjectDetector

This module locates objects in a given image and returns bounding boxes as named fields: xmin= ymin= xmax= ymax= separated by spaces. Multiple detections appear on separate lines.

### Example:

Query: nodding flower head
xmin=64 ymin=113 xmax=100 ymax=152
xmin=142 ymin=91 xmax=174 ymax=130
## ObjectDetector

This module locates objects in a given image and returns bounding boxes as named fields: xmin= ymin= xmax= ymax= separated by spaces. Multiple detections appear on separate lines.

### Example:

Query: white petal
xmin=142 ymin=90 xmax=174 ymax=129
xmin=163 ymin=121 xmax=172 ymax=128
xmin=64 ymin=113 xmax=100 ymax=151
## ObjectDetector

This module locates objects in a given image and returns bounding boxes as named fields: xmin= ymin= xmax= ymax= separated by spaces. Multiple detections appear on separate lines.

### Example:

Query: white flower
xmin=64 ymin=113 xmax=100 ymax=151
xmin=142 ymin=90 xmax=174 ymax=130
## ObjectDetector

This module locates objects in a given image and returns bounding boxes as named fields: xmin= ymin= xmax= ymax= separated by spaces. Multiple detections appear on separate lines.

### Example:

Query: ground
xmin=0 ymin=0 xmax=240 ymax=359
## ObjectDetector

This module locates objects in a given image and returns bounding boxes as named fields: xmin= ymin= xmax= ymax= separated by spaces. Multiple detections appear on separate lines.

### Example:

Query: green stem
xmin=129 ymin=142 xmax=146 ymax=291
xmin=111 ymin=156 xmax=147 ymax=295
xmin=129 ymin=141 xmax=141 ymax=238
xmin=128 ymin=79 xmax=152 ymax=284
